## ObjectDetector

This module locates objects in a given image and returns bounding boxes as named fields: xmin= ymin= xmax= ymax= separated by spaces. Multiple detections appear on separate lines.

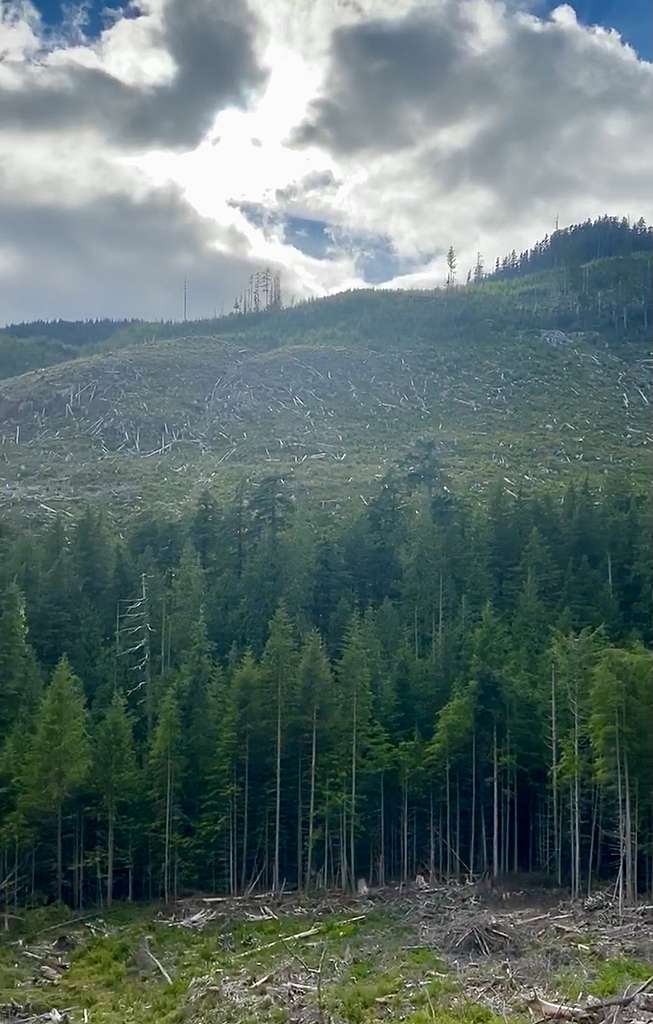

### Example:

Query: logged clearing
xmin=1 ymin=256 xmax=651 ymax=521
xmin=1 ymin=883 xmax=652 ymax=1024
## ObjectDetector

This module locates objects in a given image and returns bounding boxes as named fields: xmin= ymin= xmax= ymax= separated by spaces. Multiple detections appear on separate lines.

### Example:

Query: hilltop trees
xmin=490 ymin=215 xmax=652 ymax=281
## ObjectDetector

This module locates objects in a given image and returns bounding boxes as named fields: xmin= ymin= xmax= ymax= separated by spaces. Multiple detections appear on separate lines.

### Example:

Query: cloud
xmin=0 ymin=0 xmax=651 ymax=319
xmin=0 ymin=0 xmax=267 ymax=149
xmin=289 ymin=0 xmax=653 ymax=278
xmin=275 ymin=169 xmax=340 ymax=205
xmin=292 ymin=6 xmax=473 ymax=154
xmin=0 ymin=184 xmax=261 ymax=322
xmin=293 ymin=1 xmax=651 ymax=157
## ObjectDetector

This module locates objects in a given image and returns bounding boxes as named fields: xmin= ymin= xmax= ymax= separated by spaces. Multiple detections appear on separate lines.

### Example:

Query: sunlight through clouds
xmin=0 ymin=0 xmax=651 ymax=319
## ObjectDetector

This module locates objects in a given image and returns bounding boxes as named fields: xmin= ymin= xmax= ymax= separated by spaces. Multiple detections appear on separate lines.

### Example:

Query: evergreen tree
xmin=93 ymin=692 xmax=138 ymax=906
xmin=0 ymin=581 xmax=40 ymax=731
xmin=149 ymin=687 xmax=183 ymax=903
xmin=24 ymin=657 xmax=90 ymax=902
xmin=261 ymin=605 xmax=296 ymax=891
xmin=296 ymin=630 xmax=333 ymax=888
xmin=169 ymin=542 xmax=205 ymax=666
xmin=337 ymin=614 xmax=372 ymax=889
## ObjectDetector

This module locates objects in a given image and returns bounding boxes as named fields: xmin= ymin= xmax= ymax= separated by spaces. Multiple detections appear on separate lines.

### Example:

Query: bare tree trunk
xmin=551 ymin=664 xmax=560 ymax=885
xmin=624 ymin=750 xmax=634 ymax=904
xmin=429 ymin=790 xmax=435 ymax=883
xmin=323 ymin=779 xmax=330 ymax=889
xmin=469 ymin=730 xmax=476 ymax=879
xmin=492 ymin=725 xmax=499 ymax=879
xmin=128 ymin=838 xmax=133 ymax=902
xmin=240 ymin=733 xmax=249 ymax=893
xmin=13 ymin=837 xmax=19 ymax=914
xmin=455 ymin=775 xmax=461 ymax=877
xmin=503 ymin=730 xmax=510 ymax=876
xmin=431 ymin=607 xmax=436 ymax=663
xmin=414 ymin=604 xmax=419 ymax=659
xmin=569 ymin=781 xmax=574 ymax=898
xmin=72 ymin=815 xmax=79 ymax=910
xmin=306 ymin=707 xmax=317 ymax=889
xmin=142 ymin=574 xmax=152 ymax=736
xmin=587 ymin=785 xmax=599 ymax=897
xmin=340 ymin=791 xmax=348 ymax=889
xmin=513 ymin=765 xmax=518 ymax=873
xmin=572 ymin=685 xmax=581 ymax=900
xmin=273 ymin=677 xmax=282 ymax=892
xmin=350 ymin=685 xmax=357 ymax=890
xmin=163 ymin=753 xmax=172 ymax=904
xmin=446 ymin=759 xmax=451 ymax=876
xmin=615 ymin=712 xmax=624 ymax=917
xmin=438 ymin=572 xmax=444 ymax=658
xmin=438 ymin=801 xmax=443 ymax=877
xmin=56 ymin=804 xmax=63 ymax=904
xmin=79 ymin=812 xmax=84 ymax=909
xmin=264 ymin=809 xmax=269 ymax=890
xmin=481 ymin=801 xmax=488 ymax=872
xmin=2 ymin=847 xmax=7 ymax=930
xmin=402 ymin=773 xmax=408 ymax=883
xmin=595 ymin=789 xmax=603 ymax=880
xmin=232 ymin=779 xmax=238 ymax=896
xmin=107 ymin=802 xmax=114 ymax=908
xmin=296 ymin=752 xmax=303 ymax=891
xmin=379 ymin=773 xmax=385 ymax=887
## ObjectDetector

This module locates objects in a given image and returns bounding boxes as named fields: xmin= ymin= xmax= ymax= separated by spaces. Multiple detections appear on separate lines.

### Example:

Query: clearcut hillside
xmin=0 ymin=253 xmax=650 ymax=521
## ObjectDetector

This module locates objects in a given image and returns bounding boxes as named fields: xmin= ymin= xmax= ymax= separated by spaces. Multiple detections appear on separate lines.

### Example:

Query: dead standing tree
xmin=118 ymin=574 xmax=153 ymax=733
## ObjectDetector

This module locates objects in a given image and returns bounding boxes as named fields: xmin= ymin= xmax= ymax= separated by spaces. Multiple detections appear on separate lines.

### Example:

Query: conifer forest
xmin=3 ymin=0 xmax=653 ymax=1018
xmin=1 ymin=467 xmax=651 ymax=913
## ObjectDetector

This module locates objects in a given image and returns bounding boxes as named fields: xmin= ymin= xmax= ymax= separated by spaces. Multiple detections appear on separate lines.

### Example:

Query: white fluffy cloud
xmin=0 ymin=0 xmax=651 ymax=321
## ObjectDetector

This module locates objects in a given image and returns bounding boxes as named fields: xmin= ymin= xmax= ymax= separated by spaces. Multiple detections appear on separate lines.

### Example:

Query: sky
xmin=0 ymin=0 xmax=651 ymax=322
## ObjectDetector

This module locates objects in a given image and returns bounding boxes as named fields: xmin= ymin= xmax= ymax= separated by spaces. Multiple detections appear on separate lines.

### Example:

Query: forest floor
xmin=0 ymin=881 xmax=652 ymax=1024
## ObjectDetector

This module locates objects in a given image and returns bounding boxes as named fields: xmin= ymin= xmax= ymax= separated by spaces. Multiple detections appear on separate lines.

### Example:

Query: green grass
xmin=589 ymin=957 xmax=653 ymax=997
xmin=1 ymin=902 xmax=649 ymax=1024
xmin=0 ymin=903 xmax=468 ymax=1024
xmin=556 ymin=955 xmax=653 ymax=1002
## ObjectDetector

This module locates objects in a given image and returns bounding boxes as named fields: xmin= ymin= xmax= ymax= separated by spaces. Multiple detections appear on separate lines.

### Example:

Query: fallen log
xmin=527 ymin=976 xmax=653 ymax=1023
xmin=527 ymin=996 xmax=593 ymax=1021
xmin=144 ymin=945 xmax=173 ymax=985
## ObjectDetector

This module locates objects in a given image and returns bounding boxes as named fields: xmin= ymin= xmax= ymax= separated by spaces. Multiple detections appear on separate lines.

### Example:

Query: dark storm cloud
xmin=292 ymin=1 xmax=652 ymax=169
xmin=0 ymin=0 xmax=267 ymax=149
xmin=292 ymin=6 xmax=480 ymax=153
xmin=0 ymin=186 xmax=258 ymax=321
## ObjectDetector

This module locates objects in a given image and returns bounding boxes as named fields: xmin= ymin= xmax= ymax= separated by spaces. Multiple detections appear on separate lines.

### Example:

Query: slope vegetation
xmin=0 ymin=258 xmax=650 ymax=519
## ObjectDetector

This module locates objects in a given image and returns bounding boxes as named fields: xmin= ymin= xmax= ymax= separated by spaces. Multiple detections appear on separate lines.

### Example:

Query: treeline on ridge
xmin=489 ymin=214 xmax=653 ymax=280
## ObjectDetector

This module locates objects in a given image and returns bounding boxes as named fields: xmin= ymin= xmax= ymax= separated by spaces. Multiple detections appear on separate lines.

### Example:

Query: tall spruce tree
xmin=296 ymin=630 xmax=333 ymax=888
xmin=149 ymin=687 xmax=183 ymax=903
xmin=261 ymin=605 xmax=296 ymax=891
xmin=25 ymin=657 xmax=90 ymax=902
xmin=93 ymin=693 xmax=138 ymax=906
xmin=337 ymin=614 xmax=372 ymax=889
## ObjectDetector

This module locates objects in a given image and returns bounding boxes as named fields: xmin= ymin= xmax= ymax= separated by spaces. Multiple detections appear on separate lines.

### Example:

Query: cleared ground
xmin=1 ymin=883 xmax=652 ymax=1024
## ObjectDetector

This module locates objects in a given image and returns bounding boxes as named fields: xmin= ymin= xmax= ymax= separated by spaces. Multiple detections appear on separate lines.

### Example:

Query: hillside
xmin=0 ymin=255 xmax=650 ymax=520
